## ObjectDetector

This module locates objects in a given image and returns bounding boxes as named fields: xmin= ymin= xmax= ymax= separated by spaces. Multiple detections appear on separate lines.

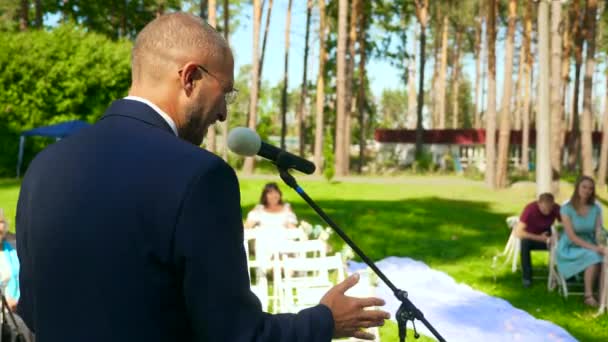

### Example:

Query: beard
xmin=178 ymin=103 xmax=208 ymax=146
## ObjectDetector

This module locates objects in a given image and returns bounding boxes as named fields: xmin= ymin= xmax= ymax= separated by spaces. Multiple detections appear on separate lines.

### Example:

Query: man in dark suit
xmin=16 ymin=12 xmax=389 ymax=341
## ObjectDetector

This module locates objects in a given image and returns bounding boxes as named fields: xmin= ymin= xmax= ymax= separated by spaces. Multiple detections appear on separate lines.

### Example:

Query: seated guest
xmin=244 ymin=183 xmax=302 ymax=267
xmin=557 ymin=176 xmax=605 ymax=307
xmin=0 ymin=209 xmax=19 ymax=311
xmin=515 ymin=193 xmax=560 ymax=288
xmin=244 ymin=182 xmax=298 ymax=230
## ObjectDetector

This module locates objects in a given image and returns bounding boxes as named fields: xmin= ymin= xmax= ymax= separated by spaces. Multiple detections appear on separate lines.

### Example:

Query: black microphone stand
xmin=275 ymin=163 xmax=446 ymax=342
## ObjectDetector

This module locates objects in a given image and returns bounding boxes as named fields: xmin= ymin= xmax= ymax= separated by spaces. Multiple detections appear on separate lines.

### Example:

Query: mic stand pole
xmin=277 ymin=166 xmax=446 ymax=342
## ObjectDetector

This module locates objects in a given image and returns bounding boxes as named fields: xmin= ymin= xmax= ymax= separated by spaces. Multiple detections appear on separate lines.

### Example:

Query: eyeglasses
xmin=178 ymin=64 xmax=238 ymax=104
xmin=195 ymin=65 xmax=239 ymax=105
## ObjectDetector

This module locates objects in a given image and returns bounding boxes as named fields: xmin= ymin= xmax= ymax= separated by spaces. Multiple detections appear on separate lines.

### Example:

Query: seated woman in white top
xmin=244 ymin=182 xmax=298 ymax=230
xmin=244 ymin=183 xmax=303 ymax=266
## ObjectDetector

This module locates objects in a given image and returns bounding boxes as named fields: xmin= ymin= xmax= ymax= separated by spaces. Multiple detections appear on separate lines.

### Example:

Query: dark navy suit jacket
xmin=16 ymin=99 xmax=334 ymax=341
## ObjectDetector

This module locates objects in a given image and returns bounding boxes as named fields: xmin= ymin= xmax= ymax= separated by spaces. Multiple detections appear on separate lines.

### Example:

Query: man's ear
xmin=180 ymin=63 xmax=199 ymax=95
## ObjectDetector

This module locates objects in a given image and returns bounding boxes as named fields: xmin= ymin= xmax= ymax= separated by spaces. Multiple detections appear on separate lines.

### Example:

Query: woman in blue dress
xmin=557 ymin=176 xmax=606 ymax=307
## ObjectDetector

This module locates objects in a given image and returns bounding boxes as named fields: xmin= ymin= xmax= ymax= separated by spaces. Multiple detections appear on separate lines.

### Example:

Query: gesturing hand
xmin=320 ymin=273 xmax=391 ymax=340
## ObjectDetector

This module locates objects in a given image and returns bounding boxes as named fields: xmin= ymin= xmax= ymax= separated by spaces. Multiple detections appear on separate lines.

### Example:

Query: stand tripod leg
xmin=399 ymin=321 xmax=406 ymax=342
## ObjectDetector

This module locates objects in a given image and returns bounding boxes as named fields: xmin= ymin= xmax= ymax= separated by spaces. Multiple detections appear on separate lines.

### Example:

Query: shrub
xmin=0 ymin=24 xmax=132 ymax=176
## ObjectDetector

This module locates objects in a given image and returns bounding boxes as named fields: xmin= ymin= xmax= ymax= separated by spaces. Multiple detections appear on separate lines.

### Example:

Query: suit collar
xmin=100 ymin=99 xmax=176 ymax=135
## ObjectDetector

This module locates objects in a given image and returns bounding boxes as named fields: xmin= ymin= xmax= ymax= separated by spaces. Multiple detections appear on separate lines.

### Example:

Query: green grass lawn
xmin=2 ymin=175 xmax=608 ymax=341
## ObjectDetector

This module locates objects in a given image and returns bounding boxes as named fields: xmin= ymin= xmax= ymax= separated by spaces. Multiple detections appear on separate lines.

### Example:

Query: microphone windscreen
xmin=227 ymin=127 xmax=262 ymax=157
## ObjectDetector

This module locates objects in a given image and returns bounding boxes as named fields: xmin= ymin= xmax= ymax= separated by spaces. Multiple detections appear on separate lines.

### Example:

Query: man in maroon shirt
xmin=515 ymin=193 xmax=561 ymax=287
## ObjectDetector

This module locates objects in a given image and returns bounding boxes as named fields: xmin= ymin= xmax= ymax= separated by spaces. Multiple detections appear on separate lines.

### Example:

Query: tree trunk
xmin=480 ymin=35 xmax=487 ymax=129
xmin=451 ymin=30 xmax=462 ymax=129
xmin=580 ymin=0 xmax=597 ymax=177
xmin=558 ymin=6 xmax=571 ymax=174
xmin=514 ymin=41 xmax=525 ymax=131
xmin=521 ymin=0 xmax=533 ymax=172
xmin=314 ymin=0 xmax=327 ymax=175
xmin=243 ymin=0 xmax=262 ymax=174
xmin=550 ymin=0 xmax=563 ymax=191
xmin=335 ymin=0 xmax=348 ymax=176
xmin=437 ymin=15 xmax=449 ymax=129
xmin=343 ymin=0 xmax=359 ymax=175
xmin=280 ymin=0 xmax=293 ymax=150
xmin=407 ymin=26 xmax=417 ymax=129
xmin=568 ymin=64 xmax=582 ymax=170
xmin=474 ymin=13 xmax=483 ymax=129
xmin=223 ymin=0 xmax=229 ymax=40
xmin=206 ymin=0 xmax=217 ymax=153
xmin=344 ymin=106 xmax=352 ymax=173
xmin=415 ymin=0 xmax=428 ymax=159
xmin=20 ymin=0 xmax=29 ymax=31
xmin=598 ymin=77 xmax=608 ymax=188
xmin=256 ymin=0 xmax=274 ymax=96
xmin=221 ymin=0 xmax=230 ymax=160
xmin=296 ymin=0 xmax=312 ymax=157
xmin=120 ymin=1 xmax=127 ymax=38
xmin=567 ymin=0 xmax=583 ymax=171
xmin=537 ymin=0 xmax=552 ymax=194
xmin=34 ymin=0 xmax=42 ymax=27
xmin=357 ymin=1 xmax=367 ymax=174
xmin=430 ymin=27 xmax=441 ymax=128
xmin=200 ymin=0 xmax=208 ymax=19
xmin=496 ymin=0 xmax=516 ymax=188
xmin=485 ymin=0 xmax=497 ymax=188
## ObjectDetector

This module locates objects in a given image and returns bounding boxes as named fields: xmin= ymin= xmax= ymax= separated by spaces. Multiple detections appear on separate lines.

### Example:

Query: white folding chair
xmin=547 ymin=224 xmax=585 ymax=298
xmin=244 ymin=235 xmax=269 ymax=312
xmin=280 ymin=252 xmax=345 ymax=313
xmin=596 ymin=252 xmax=608 ymax=316
xmin=492 ymin=216 xmax=521 ymax=273
xmin=272 ymin=239 xmax=329 ymax=312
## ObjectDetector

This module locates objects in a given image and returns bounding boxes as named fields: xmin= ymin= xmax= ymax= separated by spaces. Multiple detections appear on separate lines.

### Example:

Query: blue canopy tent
xmin=17 ymin=120 xmax=91 ymax=177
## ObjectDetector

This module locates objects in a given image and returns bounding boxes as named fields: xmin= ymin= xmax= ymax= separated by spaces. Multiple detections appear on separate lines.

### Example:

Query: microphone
xmin=227 ymin=127 xmax=316 ymax=175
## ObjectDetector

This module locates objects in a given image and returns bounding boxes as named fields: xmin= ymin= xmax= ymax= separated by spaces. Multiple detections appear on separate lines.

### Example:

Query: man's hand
xmin=540 ymin=231 xmax=551 ymax=245
xmin=320 ymin=273 xmax=390 ymax=340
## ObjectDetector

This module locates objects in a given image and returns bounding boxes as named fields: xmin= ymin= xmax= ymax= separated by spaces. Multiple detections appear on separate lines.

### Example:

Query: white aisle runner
xmin=348 ymin=257 xmax=577 ymax=342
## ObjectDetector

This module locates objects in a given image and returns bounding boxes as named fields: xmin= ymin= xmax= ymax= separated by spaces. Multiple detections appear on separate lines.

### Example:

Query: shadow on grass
xmin=291 ymin=197 xmax=508 ymax=263
xmin=0 ymin=179 xmax=19 ymax=189
xmin=287 ymin=197 xmax=605 ymax=341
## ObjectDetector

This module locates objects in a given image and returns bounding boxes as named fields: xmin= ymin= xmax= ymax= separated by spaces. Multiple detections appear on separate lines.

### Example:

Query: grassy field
xmin=2 ymin=175 xmax=608 ymax=341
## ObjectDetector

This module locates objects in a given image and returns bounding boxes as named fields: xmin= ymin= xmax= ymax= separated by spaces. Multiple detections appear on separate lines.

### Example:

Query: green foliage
xmin=372 ymin=0 xmax=415 ymax=69
xmin=463 ymin=165 xmax=485 ymax=181
xmin=600 ymin=4 xmax=608 ymax=57
xmin=378 ymin=88 xmax=408 ymax=128
xmin=441 ymin=151 xmax=455 ymax=172
xmin=323 ymin=128 xmax=335 ymax=181
xmin=44 ymin=1 xmax=182 ymax=39
xmin=445 ymin=76 xmax=475 ymax=129
xmin=0 ymin=24 xmax=132 ymax=176
xmin=0 ymin=0 xmax=19 ymax=31
xmin=412 ymin=149 xmax=434 ymax=173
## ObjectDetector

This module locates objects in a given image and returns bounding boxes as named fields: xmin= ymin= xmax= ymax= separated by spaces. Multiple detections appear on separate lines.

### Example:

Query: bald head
xmin=129 ymin=13 xmax=234 ymax=147
xmin=131 ymin=12 xmax=229 ymax=85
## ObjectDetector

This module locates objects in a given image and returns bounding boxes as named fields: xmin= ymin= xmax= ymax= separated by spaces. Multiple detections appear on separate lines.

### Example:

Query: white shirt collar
xmin=123 ymin=96 xmax=178 ymax=136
